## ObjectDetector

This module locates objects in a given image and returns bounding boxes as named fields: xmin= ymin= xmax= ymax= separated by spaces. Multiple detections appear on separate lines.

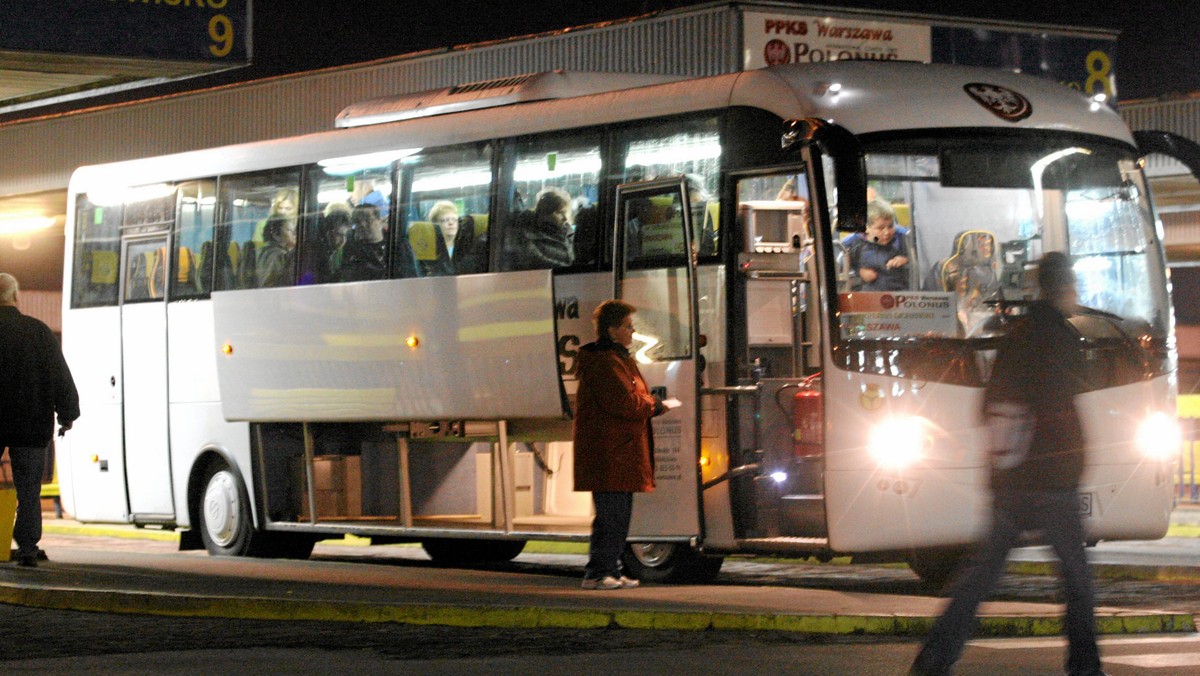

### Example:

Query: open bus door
xmin=612 ymin=176 xmax=721 ymax=582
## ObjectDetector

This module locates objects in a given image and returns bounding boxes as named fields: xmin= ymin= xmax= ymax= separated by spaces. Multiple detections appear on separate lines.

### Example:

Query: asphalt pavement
xmin=2 ymin=506 xmax=1199 ymax=639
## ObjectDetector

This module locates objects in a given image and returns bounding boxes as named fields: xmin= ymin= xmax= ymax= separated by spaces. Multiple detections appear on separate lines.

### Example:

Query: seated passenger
xmin=254 ymin=188 xmax=298 ymax=245
xmin=842 ymin=199 xmax=911 ymax=291
xmin=504 ymin=187 xmax=575 ymax=270
xmin=256 ymin=215 xmax=297 ymax=287
xmin=315 ymin=204 xmax=353 ymax=283
xmin=451 ymin=214 xmax=486 ymax=275
xmin=342 ymin=203 xmax=389 ymax=282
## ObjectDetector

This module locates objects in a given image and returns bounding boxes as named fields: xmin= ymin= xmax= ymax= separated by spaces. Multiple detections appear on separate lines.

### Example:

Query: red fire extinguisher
xmin=793 ymin=382 xmax=823 ymax=458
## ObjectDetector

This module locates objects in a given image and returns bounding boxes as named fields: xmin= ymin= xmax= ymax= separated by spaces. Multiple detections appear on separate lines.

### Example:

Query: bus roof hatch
xmin=335 ymin=70 xmax=686 ymax=129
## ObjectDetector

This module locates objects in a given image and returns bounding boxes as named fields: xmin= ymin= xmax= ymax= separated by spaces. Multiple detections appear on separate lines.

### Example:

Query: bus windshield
xmin=832 ymin=131 xmax=1171 ymax=386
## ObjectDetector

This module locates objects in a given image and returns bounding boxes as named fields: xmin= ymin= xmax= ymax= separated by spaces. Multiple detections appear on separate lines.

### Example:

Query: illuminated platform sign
xmin=0 ymin=0 xmax=249 ymax=64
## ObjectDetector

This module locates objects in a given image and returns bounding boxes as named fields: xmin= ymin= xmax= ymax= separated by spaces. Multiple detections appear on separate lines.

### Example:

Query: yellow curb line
xmin=1007 ymin=560 xmax=1200 ymax=583
xmin=0 ymin=583 xmax=1191 ymax=636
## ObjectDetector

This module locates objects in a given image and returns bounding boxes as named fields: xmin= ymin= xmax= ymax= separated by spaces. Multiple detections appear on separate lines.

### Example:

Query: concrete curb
xmin=0 ymin=582 xmax=1192 ymax=636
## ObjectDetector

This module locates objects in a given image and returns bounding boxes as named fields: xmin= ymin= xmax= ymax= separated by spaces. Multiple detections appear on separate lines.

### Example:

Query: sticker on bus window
xmin=838 ymin=291 xmax=957 ymax=339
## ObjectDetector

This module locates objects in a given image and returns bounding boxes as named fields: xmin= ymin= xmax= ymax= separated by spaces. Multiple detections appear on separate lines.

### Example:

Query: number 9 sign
xmin=209 ymin=14 xmax=234 ymax=58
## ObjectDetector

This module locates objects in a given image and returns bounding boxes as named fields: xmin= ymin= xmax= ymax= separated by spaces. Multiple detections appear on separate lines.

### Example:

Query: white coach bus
xmin=59 ymin=62 xmax=1179 ymax=583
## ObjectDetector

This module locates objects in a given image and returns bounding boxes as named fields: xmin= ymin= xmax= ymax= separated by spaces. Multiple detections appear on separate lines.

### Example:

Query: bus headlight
xmin=1136 ymin=412 xmax=1181 ymax=460
xmin=868 ymin=415 xmax=928 ymax=469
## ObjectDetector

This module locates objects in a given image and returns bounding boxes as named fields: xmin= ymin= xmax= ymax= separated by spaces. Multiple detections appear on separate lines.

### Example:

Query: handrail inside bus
xmin=701 ymin=385 xmax=760 ymax=396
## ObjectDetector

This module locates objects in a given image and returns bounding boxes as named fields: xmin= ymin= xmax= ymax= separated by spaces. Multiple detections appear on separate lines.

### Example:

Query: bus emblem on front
xmin=860 ymin=384 xmax=885 ymax=411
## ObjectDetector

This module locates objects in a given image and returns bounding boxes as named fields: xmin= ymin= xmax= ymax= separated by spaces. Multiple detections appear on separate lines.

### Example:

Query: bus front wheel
xmin=198 ymin=462 xmax=255 ymax=556
xmin=197 ymin=460 xmax=316 ymax=559
xmin=621 ymin=543 xmax=723 ymax=583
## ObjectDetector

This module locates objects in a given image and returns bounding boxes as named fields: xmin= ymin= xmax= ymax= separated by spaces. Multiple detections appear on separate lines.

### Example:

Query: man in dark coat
xmin=911 ymin=252 xmax=1105 ymax=676
xmin=0 ymin=273 xmax=79 ymax=567
xmin=573 ymin=299 xmax=664 ymax=589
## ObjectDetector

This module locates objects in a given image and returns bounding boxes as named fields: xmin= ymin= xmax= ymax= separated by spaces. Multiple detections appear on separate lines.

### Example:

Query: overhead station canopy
xmin=0 ymin=0 xmax=250 ymax=114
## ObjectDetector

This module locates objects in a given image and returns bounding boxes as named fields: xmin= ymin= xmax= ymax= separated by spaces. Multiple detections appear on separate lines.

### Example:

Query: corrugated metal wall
xmin=0 ymin=5 xmax=738 ymax=199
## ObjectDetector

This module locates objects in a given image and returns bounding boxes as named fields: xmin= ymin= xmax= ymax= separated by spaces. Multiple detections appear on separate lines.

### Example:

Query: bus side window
xmin=300 ymin=161 xmax=394 ymax=285
xmin=617 ymin=118 xmax=721 ymax=261
xmin=172 ymin=180 xmax=217 ymax=298
xmin=501 ymin=136 xmax=602 ymax=271
xmin=400 ymin=143 xmax=493 ymax=277
xmin=71 ymin=195 xmax=121 ymax=308
xmin=215 ymin=170 xmax=301 ymax=290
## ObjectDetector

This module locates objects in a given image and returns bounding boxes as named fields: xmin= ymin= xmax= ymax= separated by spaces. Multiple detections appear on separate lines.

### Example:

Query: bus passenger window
xmin=124 ymin=240 xmax=167 ymax=302
xmin=215 ymin=170 xmax=301 ymax=290
xmin=173 ymin=180 xmax=216 ymax=298
xmin=120 ymin=187 xmax=175 ymax=303
xmin=301 ymin=159 xmax=396 ymax=284
xmin=618 ymin=119 xmax=720 ymax=259
xmin=71 ymin=195 xmax=121 ymax=308
xmin=399 ymin=144 xmax=492 ymax=277
xmin=501 ymin=137 xmax=601 ymax=272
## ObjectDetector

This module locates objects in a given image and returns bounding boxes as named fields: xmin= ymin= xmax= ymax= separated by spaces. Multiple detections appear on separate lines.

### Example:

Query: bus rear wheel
xmin=197 ymin=460 xmax=315 ymax=559
xmin=621 ymin=543 xmax=723 ymax=583
xmin=421 ymin=538 xmax=526 ymax=565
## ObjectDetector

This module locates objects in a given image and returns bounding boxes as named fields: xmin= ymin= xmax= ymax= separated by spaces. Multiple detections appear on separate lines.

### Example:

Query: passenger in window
xmin=256 ymin=215 xmax=297 ymax=288
xmin=422 ymin=200 xmax=486 ymax=276
xmin=417 ymin=201 xmax=457 ymax=277
xmin=342 ymin=203 xmax=389 ymax=282
xmin=358 ymin=185 xmax=390 ymax=219
xmin=315 ymin=204 xmax=353 ymax=283
xmin=842 ymin=199 xmax=911 ymax=291
xmin=506 ymin=187 xmax=575 ymax=270
xmin=254 ymin=189 xmax=299 ymax=245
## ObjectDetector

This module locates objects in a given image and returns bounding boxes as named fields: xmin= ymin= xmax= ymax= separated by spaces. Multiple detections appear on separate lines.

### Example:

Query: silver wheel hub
xmin=630 ymin=543 xmax=675 ymax=567
xmin=202 ymin=470 xmax=240 ymax=548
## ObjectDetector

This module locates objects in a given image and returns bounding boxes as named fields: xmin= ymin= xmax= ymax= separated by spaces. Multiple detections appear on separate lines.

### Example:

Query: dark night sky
xmin=244 ymin=0 xmax=1200 ymax=102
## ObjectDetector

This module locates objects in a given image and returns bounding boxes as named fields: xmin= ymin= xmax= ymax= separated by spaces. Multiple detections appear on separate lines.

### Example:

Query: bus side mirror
xmin=781 ymin=118 xmax=867 ymax=232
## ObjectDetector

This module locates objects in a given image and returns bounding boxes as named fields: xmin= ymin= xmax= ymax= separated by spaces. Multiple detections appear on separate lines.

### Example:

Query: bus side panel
xmin=167 ymin=300 xmax=220 ymax=405
xmin=60 ymin=306 xmax=130 ymax=522
xmin=212 ymin=271 xmax=565 ymax=422
xmin=167 ymin=402 xmax=251 ymax=529
xmin=168 ymin=299 xmax=250 ymax=529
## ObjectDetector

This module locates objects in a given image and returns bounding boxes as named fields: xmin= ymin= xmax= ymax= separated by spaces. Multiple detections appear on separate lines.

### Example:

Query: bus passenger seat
xmin=176 ymin=246 xmax=198 ymax=289
xmin=408 ymin=221 xmax=439 ymax=261
xmin=925 ymin=229 xmax=997 ymax=294
xmin=470 ymin=214 xmax=488 ymax=239
xmin=238 ymin=241 xmax=257 ymax=289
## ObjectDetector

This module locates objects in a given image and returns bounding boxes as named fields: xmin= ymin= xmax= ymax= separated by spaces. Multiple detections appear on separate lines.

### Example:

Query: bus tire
xmin=908 ymin=547 xmax=970 ymax=591
xmin=197 ymin=460 xmax=256 ymax=556
xmin=421 ymin=538 xmax=526 ymax=565
xmin=621 ymin=543 xmax=723 ymax=584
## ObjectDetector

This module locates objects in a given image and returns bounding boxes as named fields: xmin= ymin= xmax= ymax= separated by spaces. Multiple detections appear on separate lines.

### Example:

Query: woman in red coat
xmin=574 ymin=299 xmax=665 ymax=590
